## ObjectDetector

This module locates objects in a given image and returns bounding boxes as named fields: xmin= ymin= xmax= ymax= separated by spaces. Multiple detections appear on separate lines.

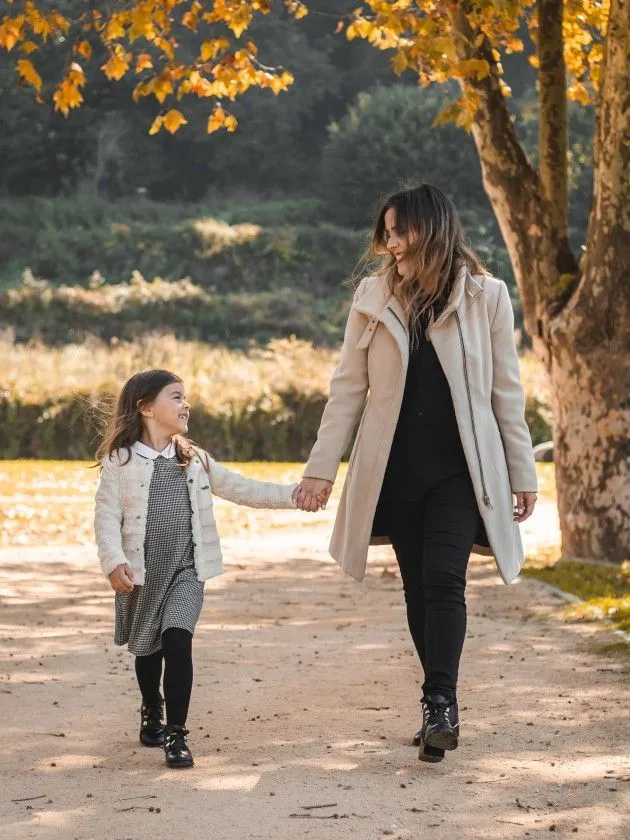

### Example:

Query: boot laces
xmin=166 ymin=727 xmax=190 ymax=751
xmin=423 ymin=697 xmax=452 ymax=725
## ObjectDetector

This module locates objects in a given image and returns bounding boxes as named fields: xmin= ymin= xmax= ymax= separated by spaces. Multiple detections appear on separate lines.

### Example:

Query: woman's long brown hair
xmin=95 ymin=369 xmax=195 ymax=467
xmin=363 ymin=184 xmax=487 ymax=332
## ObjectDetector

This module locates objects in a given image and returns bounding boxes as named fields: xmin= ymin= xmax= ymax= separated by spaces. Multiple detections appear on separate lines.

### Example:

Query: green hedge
xmin=0 ymin=389 xmax=551 ymax=461
xmin=0 ymin=390 xmax=330 ymax=462
xmin=0 ymin=196 xmax=363 ymax=292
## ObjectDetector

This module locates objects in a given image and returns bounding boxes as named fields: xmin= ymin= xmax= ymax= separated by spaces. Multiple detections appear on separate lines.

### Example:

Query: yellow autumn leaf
xmin=16 ymin=58 xmax=42 ymax=91
xmin=19 ymin=40 xmax=38 ymax=55
xmin=182 ymin=10 xmax=199 ymax=30
xmin=224 ymin=114 xmax=238 ymax=132
xmin=163 ymin=108 xmax=188 ymax=133
xmin=392 ymin=51 xmax=408 ymax=75
xmin=31 ymin=16 xmax=52 ymax=41
xmin=132 ymin=80 xmax=151 ymax=101
xmin=148 ymin=114 xmax=163 ymax=135
xmin=207 ymin=107 xmax=226 ymax=134
xmin=101 ymin=46 xmax=131 ymax=81
xmin=53 ymin=80 xmax=83 ymax=116
xmin=0 ymin=22 xmax=22 ymax=51
xmin=74 ymin=40 xmax=93 ymax=60
xmin=136 ymin=53 xmax=153 ymax=72
xmin=269 ymin=75 xmax=284 ymax=94
xmin=105 ymin=16 xmax=126 ymax=40
xmin=292 ymin=4 xmax=308 ymax=21
xmin=200 ymin=41 xmax=216 ymax=61
xmin=152 ymin=76 xmax=173 ymax=103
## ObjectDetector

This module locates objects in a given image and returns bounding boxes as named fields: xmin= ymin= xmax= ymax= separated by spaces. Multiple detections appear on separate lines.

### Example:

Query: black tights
xmin=134 ymin=627 xmax=193 ymax=727
xmin=386 ymin=471 xmax=479 ymax=701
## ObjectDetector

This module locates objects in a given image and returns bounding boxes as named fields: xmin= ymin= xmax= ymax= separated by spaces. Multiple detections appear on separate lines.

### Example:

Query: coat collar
xmin=354 ymin=263 xmax=485 ymax=331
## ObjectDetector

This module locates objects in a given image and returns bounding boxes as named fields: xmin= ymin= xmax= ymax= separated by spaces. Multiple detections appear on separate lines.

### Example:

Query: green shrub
xmin=0 ymin=196 xmax=364 ymax=292
xmin=321 ymin=85 xmax=488 ymax=228
xmin=0 ymin=391 xmax=330 ymax=462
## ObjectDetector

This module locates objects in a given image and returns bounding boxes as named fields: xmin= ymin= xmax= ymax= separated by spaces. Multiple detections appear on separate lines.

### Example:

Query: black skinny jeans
xmin=134 ymin=627 xmax=193 ymax=727
xmin=386 ymin=470 xmax=479 ymax=701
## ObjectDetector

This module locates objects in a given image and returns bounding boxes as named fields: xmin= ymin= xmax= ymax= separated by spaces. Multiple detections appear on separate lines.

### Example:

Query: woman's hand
xmin=513 ymin=491 xmax=537 ymax=523
xmin=294 ymin=478 xmax=333 ymax=512
xmin=108 ymin=563 xmax=134 ymax=594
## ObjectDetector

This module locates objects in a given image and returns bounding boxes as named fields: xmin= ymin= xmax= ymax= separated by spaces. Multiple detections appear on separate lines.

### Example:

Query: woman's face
xmin=383 ymin=207 xmax=416 ymax=277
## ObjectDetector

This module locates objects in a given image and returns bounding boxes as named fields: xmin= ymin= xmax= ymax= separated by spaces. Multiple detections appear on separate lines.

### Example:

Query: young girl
xmin=94 ymin=369 xmax=302 ymax=768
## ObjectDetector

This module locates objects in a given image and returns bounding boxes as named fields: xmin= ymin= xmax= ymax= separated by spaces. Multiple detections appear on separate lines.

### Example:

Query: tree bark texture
xmin=537 ymin=0 xmax=574 ymax=275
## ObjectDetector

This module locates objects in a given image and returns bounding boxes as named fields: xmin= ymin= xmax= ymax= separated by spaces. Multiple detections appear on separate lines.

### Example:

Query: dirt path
xmin=1 ymin=501 xmax=628 ymax=840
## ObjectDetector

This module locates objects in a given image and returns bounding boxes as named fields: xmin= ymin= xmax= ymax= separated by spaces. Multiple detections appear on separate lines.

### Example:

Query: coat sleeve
xmin=202 ymin=454 xmax=297 ymax=509
xmin=302 ymin=280 xmax=370 ymax=483
xmin=94 ymin=457 xmax=128 ymax=577
xmin=490 ymin=281 xmax=538 ymax=493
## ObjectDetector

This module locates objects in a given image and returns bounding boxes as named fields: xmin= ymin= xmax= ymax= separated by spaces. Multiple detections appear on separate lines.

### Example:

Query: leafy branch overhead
xmin=0 ymin=1 xmax=609 ymax=134
xmin=1 ymin=0 xmax=305 ymax=134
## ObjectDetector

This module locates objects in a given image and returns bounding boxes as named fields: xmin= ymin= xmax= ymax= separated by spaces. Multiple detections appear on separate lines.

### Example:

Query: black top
xmin=379 ymin=316 xmax=468 ymax=502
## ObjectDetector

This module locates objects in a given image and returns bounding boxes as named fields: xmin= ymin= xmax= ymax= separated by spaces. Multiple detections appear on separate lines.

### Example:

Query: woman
xmin=294 ymin=184 xmax=537 ymax=763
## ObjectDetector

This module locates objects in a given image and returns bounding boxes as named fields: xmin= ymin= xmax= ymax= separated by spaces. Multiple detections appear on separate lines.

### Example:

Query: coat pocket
xmin=356 ymin=317 xmax=379 ymax=350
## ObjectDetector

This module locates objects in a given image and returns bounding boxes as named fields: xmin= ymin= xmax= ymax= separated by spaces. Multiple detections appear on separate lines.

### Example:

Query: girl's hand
xmin=513 ymin=491 xmax=537 ymax=523
xmin=294 ymin=478 xmax=333 ymax=512
xmin=109 ymin=564 xmax=134 ymax=594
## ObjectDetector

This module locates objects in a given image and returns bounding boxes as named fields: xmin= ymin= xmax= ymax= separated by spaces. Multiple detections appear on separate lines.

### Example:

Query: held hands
xmin=293 ymin=478 xmax=333 ymax=512
xmin=513 ymin=491 xmax=537 ymax=523
xmin=108 ymin=563 xmax=134 ymax=594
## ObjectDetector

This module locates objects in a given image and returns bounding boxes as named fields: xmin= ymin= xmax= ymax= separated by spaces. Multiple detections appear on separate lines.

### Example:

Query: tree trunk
xmin=455 ymin=0 xmax=630 ymax=561
xmin=537 ymin=0 xmax=575 ymax=280
xmin=547 ymin=0 xmax=630 ymax=562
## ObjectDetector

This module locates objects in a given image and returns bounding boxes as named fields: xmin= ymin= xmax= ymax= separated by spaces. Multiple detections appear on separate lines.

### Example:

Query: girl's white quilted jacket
xmin=94 ymin=446 xmax=297 ymax=584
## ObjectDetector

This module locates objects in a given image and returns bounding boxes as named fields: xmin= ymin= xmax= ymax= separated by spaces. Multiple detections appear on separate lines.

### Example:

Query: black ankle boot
xmin=419 ymin=694 xmax=459 ymax=756
xmin=164 ymin=725 xmax=194 ymax=768
xmin=139 ymin=698 xmax=165 ymax=747
xmin=413 ymin=696 xmax=459 ymax=745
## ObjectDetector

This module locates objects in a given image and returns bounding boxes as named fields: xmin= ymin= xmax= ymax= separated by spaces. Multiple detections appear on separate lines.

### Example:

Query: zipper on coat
xmin=455 ymin=312 xmax=493 ymax=509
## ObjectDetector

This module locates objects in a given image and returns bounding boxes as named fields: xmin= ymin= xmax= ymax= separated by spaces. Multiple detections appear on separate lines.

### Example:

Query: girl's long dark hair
xmin=95 ymin=369 xmax=195 ymax=467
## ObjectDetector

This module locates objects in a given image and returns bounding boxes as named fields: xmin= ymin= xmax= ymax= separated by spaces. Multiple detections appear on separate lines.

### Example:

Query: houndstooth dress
xmin=114 ymin=454 xmax=204 ymax=656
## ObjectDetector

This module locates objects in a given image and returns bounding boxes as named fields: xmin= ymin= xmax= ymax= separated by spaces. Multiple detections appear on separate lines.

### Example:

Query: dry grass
xmin=2 ymin=336 xmax=553 ymax=408
xmin=1 ymin=335 xmax=338 ymax=406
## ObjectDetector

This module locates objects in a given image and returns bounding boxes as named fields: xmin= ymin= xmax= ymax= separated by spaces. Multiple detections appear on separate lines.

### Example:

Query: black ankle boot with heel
xmin=415 ymin=694 xmax=459 ymax=762
xmin=139 ymin=698 xmax=165 ymax=747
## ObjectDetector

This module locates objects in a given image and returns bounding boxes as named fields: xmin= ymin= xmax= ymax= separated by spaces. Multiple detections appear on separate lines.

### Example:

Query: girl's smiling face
xmin=141 ymin=382 xmax=190 ymax=436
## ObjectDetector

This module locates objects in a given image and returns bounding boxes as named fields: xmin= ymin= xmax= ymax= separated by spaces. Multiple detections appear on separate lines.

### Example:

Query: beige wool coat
xmin=303 ymin=263 xmax=538 ymax=585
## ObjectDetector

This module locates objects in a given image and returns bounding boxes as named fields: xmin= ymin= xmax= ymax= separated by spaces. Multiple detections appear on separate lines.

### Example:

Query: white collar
xmin=132 ymin=440 xmax=176 ymax=460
